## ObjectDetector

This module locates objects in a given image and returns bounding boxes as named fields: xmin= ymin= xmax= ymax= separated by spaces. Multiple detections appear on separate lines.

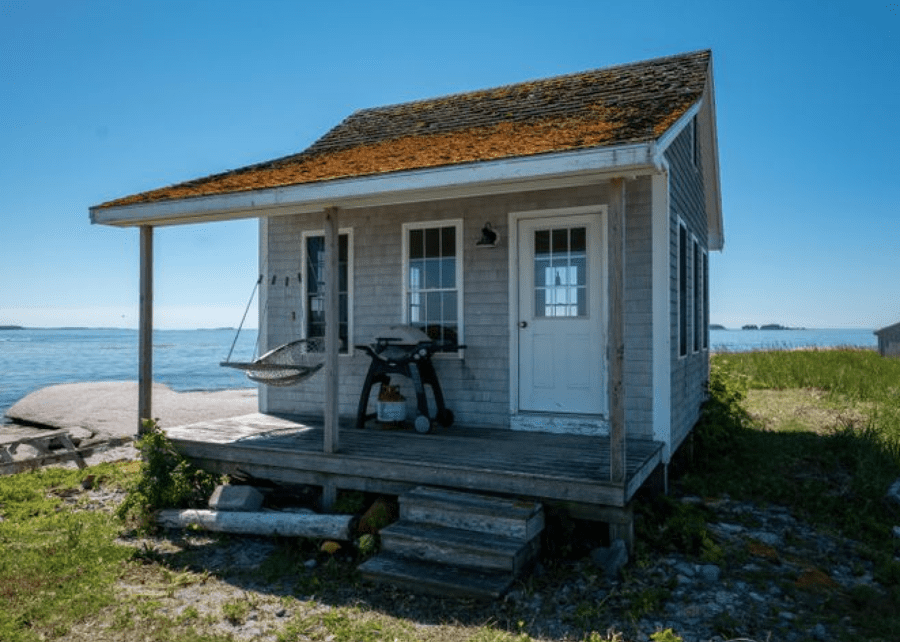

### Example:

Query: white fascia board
xmin=651 ymin=100 xmax=702 ymax=167
xmin=89 ymin=143 xmax=656 ymax=227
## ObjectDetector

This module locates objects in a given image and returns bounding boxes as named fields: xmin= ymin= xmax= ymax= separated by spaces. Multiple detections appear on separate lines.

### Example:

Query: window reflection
xmin=534 ymin=226 xmax=587 ymax=318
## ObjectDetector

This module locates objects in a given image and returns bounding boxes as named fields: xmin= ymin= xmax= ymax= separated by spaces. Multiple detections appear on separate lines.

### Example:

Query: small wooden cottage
xmin=90 ymin=50 xmax=723 ymax=558
xmin=875 ymin=322 xmax=900 ymax=357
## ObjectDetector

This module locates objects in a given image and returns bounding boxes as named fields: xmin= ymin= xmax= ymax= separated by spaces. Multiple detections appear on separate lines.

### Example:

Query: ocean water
xmin=710 ymin=328 xmax=877 ymax=353
xmin=0 ymin=326 xmax=879 ymax=422
xmin=0 ymin=327 xmax=258 ymax=422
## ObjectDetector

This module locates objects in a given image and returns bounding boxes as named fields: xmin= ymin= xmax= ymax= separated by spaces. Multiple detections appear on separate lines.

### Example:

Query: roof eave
xmin=89 ymin=143 xmax=659 ymax=227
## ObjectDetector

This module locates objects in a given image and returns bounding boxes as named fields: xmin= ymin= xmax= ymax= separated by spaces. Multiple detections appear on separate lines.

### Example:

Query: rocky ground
xmin=59 ymin=481 xmax=888 ymax=642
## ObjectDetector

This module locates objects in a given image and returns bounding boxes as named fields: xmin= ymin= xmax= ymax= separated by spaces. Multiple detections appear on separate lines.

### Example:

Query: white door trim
xmin=507 ymin=204 xmax=609 ymax=420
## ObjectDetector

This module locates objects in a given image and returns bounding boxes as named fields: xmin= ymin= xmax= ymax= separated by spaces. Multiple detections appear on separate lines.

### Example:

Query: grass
xmin=672 ymin=348 xmax=900 ymax=640
xmin=2 ymin=348 xmax=900 ymax=641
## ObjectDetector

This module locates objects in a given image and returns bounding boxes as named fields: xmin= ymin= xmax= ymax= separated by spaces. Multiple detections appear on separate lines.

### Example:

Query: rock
xmin=699 ymin=564 xmax=721 ymax=582
xmin=590 ymin=538 xmax=628 ymax=579
xmin=886 ymin=478 xmax=900 ymax=505
xmin=208 ymin=485 xmax=264 ymax=512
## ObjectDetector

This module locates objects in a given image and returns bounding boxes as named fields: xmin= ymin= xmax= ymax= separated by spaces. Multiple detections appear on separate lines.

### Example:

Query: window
xmin=702 ymin=251 xmax=709 ymax=351
xmin=303 ymin=230 xmax=352 ymax=353
xmin=403 ymin=220 xmax=462 ymax=345
xmin=534 ymin=226 xmax=587 ymax=318
xmin=678 ymin=221 xmax=688 ymax=357
xmin=693 ymin=237 xmax=701 ymax=353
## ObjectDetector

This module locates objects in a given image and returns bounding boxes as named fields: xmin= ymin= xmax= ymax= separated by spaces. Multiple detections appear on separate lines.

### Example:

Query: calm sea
xmin=0 ymin=328 xmax=258 ymax=422
xmin=0 ymin=326 xmax=878 ymax=422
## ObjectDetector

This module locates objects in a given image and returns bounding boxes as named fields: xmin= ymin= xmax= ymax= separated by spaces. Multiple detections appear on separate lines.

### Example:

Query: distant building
xmin=874 ymin=322 xmax=900 ymax=357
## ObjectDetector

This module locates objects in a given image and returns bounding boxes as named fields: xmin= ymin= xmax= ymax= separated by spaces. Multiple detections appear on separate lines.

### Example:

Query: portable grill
xmin=355 ymin=325 xmax=464 ymax=433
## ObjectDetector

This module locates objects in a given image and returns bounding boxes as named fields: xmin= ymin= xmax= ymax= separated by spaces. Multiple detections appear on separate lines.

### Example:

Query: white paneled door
xmin=517 ymin=214 xmax=606 ymax=414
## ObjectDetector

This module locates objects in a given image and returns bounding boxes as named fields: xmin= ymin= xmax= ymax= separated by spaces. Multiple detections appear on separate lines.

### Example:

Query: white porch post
xmin=323 ymin=206 xmax=340 ymax=454
xmin=138 ymin=225 xmax=154 ymax=436
xmin=608 ymin=179 xmax=626 ymax=484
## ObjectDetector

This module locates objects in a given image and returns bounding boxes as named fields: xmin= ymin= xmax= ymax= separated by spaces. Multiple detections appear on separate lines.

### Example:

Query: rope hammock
xmin=220 ymin=275 xmax=325 ymax=387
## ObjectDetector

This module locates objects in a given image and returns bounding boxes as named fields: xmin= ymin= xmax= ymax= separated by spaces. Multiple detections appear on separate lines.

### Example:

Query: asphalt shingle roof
xmin=97 ymin=50 xmax=710 ymax=209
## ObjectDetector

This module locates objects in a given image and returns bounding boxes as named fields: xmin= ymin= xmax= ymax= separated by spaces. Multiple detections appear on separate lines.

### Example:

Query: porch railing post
xmin=608 ymin=178 xmax=626 ymax=484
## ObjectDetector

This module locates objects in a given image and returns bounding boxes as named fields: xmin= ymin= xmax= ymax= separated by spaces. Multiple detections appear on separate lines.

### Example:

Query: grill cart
xmin=355 ymin=326 xmax=464 ymax=433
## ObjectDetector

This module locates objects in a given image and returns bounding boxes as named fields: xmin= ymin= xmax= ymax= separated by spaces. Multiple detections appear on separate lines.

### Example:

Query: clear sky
xmin=1 ymin=0 xmax=897 ymax=330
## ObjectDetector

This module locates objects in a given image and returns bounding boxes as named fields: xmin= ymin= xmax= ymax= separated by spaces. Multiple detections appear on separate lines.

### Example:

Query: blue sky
xmin=1 ymin=0 xmax=897 ymax=330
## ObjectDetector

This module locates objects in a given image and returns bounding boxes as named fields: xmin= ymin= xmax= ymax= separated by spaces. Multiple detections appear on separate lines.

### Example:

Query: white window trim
xmin=301 ymin=227 xmax=354 ymax=355
xmin=701 ymin=247 xmax=709 ymax=352
xmin=401 ymin=219 xmax=464 ymax=354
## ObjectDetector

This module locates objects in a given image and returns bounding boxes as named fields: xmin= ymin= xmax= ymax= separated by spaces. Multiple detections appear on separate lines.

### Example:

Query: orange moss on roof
xmin=96 ymin=50 xmax=709 ymax=210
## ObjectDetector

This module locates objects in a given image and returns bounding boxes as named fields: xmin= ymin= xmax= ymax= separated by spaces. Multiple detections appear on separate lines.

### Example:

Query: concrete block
xmin=208 ymin=484 xmax=264 ymax=512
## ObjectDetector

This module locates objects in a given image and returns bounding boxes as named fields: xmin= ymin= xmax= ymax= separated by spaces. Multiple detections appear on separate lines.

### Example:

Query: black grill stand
xmin=355 ymin=339 xmax=463 ymax=433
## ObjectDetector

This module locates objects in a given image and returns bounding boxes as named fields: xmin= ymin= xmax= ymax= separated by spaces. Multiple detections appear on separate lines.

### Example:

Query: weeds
xmin=115 ymin=418 xmax=222 ymax=532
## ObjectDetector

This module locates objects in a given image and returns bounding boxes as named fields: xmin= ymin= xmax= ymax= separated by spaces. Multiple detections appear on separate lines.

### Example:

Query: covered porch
xmin=164 ymin=412 xmax=664 ymax=546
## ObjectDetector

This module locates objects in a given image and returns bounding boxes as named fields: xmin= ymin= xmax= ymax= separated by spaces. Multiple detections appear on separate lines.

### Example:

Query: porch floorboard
xmin=165 ymin=413 xmax=664 ymax=510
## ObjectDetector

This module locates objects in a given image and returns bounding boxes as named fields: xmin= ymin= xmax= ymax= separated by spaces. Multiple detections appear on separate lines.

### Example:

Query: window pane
xmin=570 ymin=227 xmax=586 ymax=253
xmin=409 ymin=229 xmax=424 ymax=259
xmin=426 ymin=291 xmax=442 ymax=322
xmin=409 ymin=261 xmax=424 ymax=290
xmin=534 ymin=288 xmax=547 ymax=317
xmin=441 ymin=226 xmax=456 ymax=257
xmin=442 ymin=291 xmax=457 ymax=322
xmin=408 ymin=292 xmax=422 ymax=323
xmin=440 ymin=257 xmax=456 ymax=288
xmin=424 ymin=227 xmax=440 ymax=257
xmin=535 ymin=230 xmax=550 ymax=256
xmin=552 ymin=228 xmax=568 ymax=254
xmin=339 ymin=234 xmax=348 ymax=261
xmin=424 ymin=258 xmax=441 ymax=289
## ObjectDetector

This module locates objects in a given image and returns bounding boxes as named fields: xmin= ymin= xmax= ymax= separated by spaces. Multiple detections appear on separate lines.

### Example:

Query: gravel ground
xmin=53 ymin=481 xmax=888 ymax=642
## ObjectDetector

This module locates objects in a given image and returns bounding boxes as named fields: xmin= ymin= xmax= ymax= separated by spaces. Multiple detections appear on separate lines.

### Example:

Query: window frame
xmin=678 ymin=219 xmax=688 ymax=358
xmin=692 ymin=235 xmax=701 ymax=354
xmin=301 ymin=227 xmax=354 ymax=355
xmin=401 ymin=219 xmax=464 ymax=352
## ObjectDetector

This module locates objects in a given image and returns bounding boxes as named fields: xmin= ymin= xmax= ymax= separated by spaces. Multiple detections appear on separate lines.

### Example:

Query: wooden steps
xmin=359 ymin=486 xmax=544 ymax=599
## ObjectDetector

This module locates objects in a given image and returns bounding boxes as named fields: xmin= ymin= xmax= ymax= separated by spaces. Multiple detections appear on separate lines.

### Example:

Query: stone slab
xmin=209 ymin=484 xmax=265 ymax=511
xmin=4 ymin=381 xmax=258 ymax=442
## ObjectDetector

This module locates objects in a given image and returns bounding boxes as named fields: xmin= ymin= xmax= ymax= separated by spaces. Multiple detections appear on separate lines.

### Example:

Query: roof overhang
xmin=90 ymin=143 xmax=662 ymax=228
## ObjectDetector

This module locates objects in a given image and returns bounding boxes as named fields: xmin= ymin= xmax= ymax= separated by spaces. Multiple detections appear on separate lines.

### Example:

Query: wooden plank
xmin=138 ymin=225 xmax=153 ymax=437
xmin=358 ymin=552 xmax=513 ymax=599
xmin=608 ymin=178 xmax=626 ymax=485
xmin=323 ymin=206 xmax=340 ymax=454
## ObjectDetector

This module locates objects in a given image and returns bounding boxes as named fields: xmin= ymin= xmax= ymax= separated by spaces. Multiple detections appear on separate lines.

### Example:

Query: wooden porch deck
xmin=165 ymin=413 xmax=664 ymax=517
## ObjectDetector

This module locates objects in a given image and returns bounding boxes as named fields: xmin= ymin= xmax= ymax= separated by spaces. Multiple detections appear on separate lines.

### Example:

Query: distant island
xmin=0 ymin=325 xmax=24 ymax=330
xmin=710 ymin=324 xmax=727 ymax=330
xmin=740 ymin=324 xmax=804 ymax=331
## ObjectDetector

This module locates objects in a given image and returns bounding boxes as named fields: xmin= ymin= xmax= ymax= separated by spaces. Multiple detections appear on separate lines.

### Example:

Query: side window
xmin=403 ymin=220 xmax=463 ymax=345
xmin=693 ymin=237 xmax=701 ymax=353
xmin=678 ymin=221 xmax=688 ymax=357
xmin=702 ymin=250 xmax=709 ymax=351
xmin=304 ymin=230 xmax=352 ymax=353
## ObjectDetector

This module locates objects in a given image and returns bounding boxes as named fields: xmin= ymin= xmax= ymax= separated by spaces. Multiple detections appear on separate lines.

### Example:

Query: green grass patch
xmin=674 ymin=349 xmax=900 ymax=639
xmin=0 ymin=465 xmax=134 ymax=642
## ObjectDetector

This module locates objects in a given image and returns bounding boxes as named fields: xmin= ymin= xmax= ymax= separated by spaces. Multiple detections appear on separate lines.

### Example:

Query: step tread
xmin=358 ymin=552 xmax=514 ymax=599
xmin=381 ymin=520 xmax=527 ymax=556
xmin=403 ymin=486 xmax=542 ymax=520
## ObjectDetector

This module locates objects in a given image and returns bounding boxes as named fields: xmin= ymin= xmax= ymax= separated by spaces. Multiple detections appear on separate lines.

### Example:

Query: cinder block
xmin=208 ymin=484 xmax=264 ymax=512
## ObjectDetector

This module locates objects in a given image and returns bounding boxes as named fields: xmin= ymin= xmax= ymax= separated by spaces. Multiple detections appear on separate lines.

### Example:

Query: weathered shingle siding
xmin=261 ymin=181 xmax=654 ymax=433
xmin=624 ymin=177 xmax=655 ymax=438
xmin=666 ymin=122 xmax=710 ymax=451
xmin=876 ymin=324 xmax=900 ymax=357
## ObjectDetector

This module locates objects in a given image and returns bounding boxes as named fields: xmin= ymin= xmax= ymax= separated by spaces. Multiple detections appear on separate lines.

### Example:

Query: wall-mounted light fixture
xmin=476 ymin=222 xmax=499 ymax=248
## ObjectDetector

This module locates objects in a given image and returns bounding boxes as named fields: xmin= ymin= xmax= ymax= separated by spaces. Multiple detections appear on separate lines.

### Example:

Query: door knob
xmin=519 ymin=321 xmax=528 ymax=328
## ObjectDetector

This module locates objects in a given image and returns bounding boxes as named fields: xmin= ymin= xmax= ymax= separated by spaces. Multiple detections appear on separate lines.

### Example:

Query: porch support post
xmin=138 ymin=225 xmax=154 ymax=436
xmin=323 ymin=206 xmax=340 ymax=454
xmin=608 ymin=178 xmax=626 ymax=484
